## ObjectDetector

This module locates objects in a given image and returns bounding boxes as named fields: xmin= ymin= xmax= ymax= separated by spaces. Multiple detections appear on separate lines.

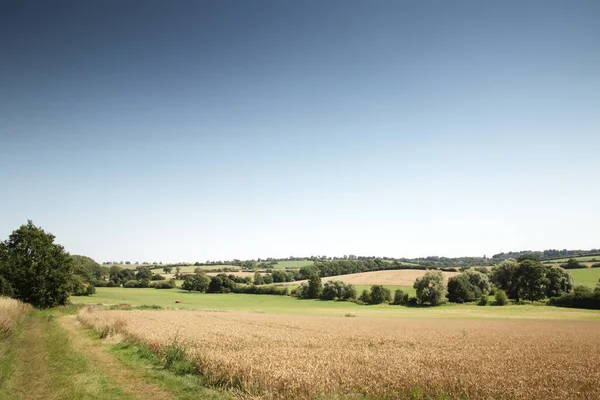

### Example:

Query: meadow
xmin=568 ymin=267 xmax=600 ymax=287
xmin=72 ymin=287 xmax=600 ymax=320
xmin=79 ymin=308 xmax=600 ymax=399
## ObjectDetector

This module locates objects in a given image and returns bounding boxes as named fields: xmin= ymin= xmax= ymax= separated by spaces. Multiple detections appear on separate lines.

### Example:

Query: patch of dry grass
xmin=79 ymin=308 xmax=600 ymax=399
xmin=0 ymin=297 xmax=31 ymax=339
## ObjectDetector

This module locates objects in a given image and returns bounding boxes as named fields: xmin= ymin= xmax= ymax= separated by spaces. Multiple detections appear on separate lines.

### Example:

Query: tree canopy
xmin=0 ymin=221 xmax=73 ymax=308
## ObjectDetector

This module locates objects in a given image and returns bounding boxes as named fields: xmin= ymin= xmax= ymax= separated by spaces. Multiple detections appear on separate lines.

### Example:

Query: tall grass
xmin=0 ymin=297 xmax=32 ymax=340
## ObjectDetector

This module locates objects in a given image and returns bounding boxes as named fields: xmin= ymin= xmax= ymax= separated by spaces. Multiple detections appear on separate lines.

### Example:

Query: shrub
xmin=494 ymin=289 xmax=508 ymax=306
xmin=358 ymin=289 xmax=371 ymax=304
xmin=477 ymin=294 xmax=488 ymax=306
xmin=369 ymin=285 xmax=391 ymax=304
xmin=152 ymin=274 xmax=166 ymax=281
xmin=447 ymin=275 xmax=480 ymax=303
xmin=320 ymin=281 xmax=356 ymax=301
xmin=393 ymin=289 xmax=409 ymax=305
xmin=560 ymin=258 xmax=585 ymax=269
xmin=549 ymin=287 xmax=600 ymax=310
xmin=153 ymin=280 xmax=176 ymax=289
xmin=591 ymin=263 xmax=600 ymax=268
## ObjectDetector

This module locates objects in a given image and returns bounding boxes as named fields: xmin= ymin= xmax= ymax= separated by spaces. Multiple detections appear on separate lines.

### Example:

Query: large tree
xmin=0 ymin=221 xmax=73 ymax=308
xmin=414 ymin=270 xmax=447 ymax=306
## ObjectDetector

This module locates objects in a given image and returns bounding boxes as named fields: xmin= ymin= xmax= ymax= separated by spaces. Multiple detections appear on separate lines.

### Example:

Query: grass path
xmin=58 ymin=315 xmax=174 ymax=400
xmin=0 ymin=310 xmax=227 ymax=400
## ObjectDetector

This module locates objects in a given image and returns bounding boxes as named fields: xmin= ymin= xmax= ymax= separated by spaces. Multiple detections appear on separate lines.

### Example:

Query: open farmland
xmin=286 ymin=269 xmax=459 ymax=287
xmin=271 ymin=260 xmax=314 ymax=269
xmin=569 ymin=267 xmax=600 ymax=288
xmin=79 ymin=308 xmax=600 ymax=400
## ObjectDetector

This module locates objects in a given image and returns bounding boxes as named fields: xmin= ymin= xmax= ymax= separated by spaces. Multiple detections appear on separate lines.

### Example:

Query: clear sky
xmin=1 ymin=1 xmax=599 ymax=263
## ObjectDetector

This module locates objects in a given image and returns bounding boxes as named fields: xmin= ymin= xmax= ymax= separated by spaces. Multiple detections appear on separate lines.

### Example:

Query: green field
xmin=159 ymin=265 xmax=241 ymax=273
xmin=271 ymin=260 xmax=314 ymax=269
xmin=569 ymin=268 xmax=600 ymax=288
xmin=72 ymin=287 xmax=600 ymax=320
xmin=545 ymin=255 xmax=600 ymax=263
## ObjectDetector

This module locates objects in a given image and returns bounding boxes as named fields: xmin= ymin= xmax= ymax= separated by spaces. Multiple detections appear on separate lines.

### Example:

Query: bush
xmin=233 ymin=285 xmax=289 ymax=295
xmin=320 ymin=281 xmax=356 ymax=301
xmin=123 ymin=279 xmax=150 ymax=288
xmin=591 ymin=263 xmax=600 ymax=268
xmin=151 ymin=274 xmax=166 ymax=281
xmin=393 ymin=289 xmax=409 ymax=305
xmin=447 ymin=275 xmax=480 ymax=303
xmin=406 ymin=296 xmax=418 ymax=306
xmin=494 ymin=289 xmax=508 ymax=305
xmin=181 ymin=273 xmax=211 ymax=292
xmin=358 ymin=289 xmax=371 ymax=304
xmin=153 ymin=279 xmax=176 ymax=289
xmin=549 ymin=286 xmax=600 ymax=310
xmin=369 ymin=285 xmax=391 ymax=304
xmin=560 ymin=258 xmax=585 ymax=269
xmin=477 ymin=294 xmax=488 ymax=306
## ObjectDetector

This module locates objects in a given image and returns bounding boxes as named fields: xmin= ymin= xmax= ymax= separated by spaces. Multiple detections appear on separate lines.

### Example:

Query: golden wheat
xmin=0 ymin=297 xmax=32 ymax=339
xmin=79 ymin=308 xmax=600 ymax=399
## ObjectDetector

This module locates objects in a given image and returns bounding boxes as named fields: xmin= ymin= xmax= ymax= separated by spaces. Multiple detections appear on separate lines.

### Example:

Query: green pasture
xmin=569 ymin=268 xmax=600 ymax=288
xmin=72 ymin=287 xmax=600 ymax=321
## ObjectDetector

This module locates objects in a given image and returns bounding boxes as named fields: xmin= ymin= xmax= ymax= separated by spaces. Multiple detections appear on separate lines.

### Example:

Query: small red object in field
xmin=175 ymin=300 xmax=182 ymax=304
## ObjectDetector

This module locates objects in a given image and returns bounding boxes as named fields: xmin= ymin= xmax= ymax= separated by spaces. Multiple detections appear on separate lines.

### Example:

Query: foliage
xmin=545 ymin=266 xmax=574 ymax=298
xmin=477 ymin=294 xmax=488 ymax=306
xmin=207 ymin=273 xmax=237 ymax=293
xmin=548 ymin=284 xmax=600 ymax=310
xmin=0 ymin=221 xmax=73 ymax=308
xmin=393 ymin=289 xmax=409 ymax=305
xmin=71 ymin=274 xmax=96 ymax=296
xmin=369 ymin=285 xmax=391 ymax=304
xmin=181 ymin=273 xmax=211 ymax=292
xmin=494 ymin=289 xmax=508 ymax=306
xmin=413 ymin=271 xmax=447 ymax=306
xmin=491 ymin=259 xmax=573 ymax=302
xmin=560 ymin=258 xmax=586 ymax=269
xmin=152 ymin=279 xmax=177 ymax=289
xmin=447 ymin=274 xmax=481 ymax=303
xmin=320 ymin=280 xmax=356 ymax=301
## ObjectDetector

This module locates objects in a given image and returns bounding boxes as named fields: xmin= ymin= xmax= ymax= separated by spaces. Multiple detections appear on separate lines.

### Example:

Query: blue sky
xmin=1 ymin=1 xmax=599 ymax=262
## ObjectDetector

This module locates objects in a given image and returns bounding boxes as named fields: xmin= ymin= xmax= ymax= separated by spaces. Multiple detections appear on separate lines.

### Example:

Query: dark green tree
xmin=517 ymin=259 xmax=548 ymax=302
xmin=0 ymin=221 xmax=73 ymax=308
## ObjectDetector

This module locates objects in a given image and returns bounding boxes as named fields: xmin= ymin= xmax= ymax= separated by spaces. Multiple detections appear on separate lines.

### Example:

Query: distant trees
xmin=181 ymin=273 xmax=211 ymax=292
xmin=296 ymin=274 xmax=322 ymax=299
xmin=490 ymin=258 xmax=574 ymax=302
xmin=561 ymin=258 xmax=585 ymax=269
xmin=320 ymin=281 xmax=357 ymax=301
xmin=163 ymin=266 xmax=173 ymax=274
xmin=447 ymin=269 xmax=490 ymax=303
xmin=0 ymin=221 xmax=73 ymax=308
xmin=414 ymin=271 xmax=447 ymax=306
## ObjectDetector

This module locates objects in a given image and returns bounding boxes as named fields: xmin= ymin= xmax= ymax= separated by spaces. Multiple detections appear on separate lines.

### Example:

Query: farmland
xmin=79 ymin=308 xmax=600 ymax=399
xmin=71 ymin=287 xmax=600 ymax=320
xmin=569 ymin=267 xmax=600 ymax=288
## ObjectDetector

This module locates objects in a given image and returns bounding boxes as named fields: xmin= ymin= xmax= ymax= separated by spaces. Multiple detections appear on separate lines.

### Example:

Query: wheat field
xmin=79 ymin=308 xmax=600 ymax=399
xmin=0 ymin=297 xmax=32 ymax=339
xmin=285 ymin=269 xmax=460 ymax=287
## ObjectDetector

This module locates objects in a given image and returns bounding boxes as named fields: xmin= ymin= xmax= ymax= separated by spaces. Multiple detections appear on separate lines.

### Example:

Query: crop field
xmin=286 ymin=269 xmax=459 ymax=287
xmin=0 ymin=298 xmax=31 ymax=339
xmin=71 ymin=288 xmax=600 ymax=320
xmin=569 ymin=267 xmax=600 ymax=288
xmin=271 ymin=260 xmax=314 ymax=269
xmin=79 ymin=308 xmax=600 ymax=399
